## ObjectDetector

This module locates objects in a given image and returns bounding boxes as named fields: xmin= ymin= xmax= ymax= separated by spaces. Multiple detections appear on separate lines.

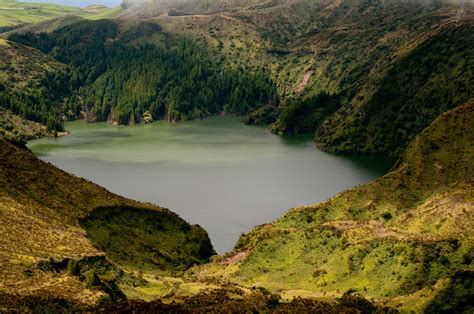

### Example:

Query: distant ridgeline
xmin=119 ymin=0 xmax=283 ymax=14
xmin=8 ymin=20 xmax=279 ymax=125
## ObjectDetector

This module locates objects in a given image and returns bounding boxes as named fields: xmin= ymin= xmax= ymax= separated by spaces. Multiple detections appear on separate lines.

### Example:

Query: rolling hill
xmin=146 ymin=0 xmax=474 ymax=156
xmin=0 ymin=0 xmax=121 ymax=28
xmin=0 ymin=0 xmax=82 ymax=27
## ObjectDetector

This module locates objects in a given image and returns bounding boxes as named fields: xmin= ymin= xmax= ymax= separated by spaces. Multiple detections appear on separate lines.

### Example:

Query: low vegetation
xmin=3 ymin=1 xmax=474 ymax=157
xmin=0 ymin=138 xmax=214 ymax=305
xmin=270 ymin=92 xmax=342 ymax=134
xmin=191 ymin=100 xmax=474 ymax=312
xmin=1 ymin=0 xmax=473 ymax=311
xmin=150 ymin=0 xmax=474 ymax=156
xmin=317 ymin=22 xmax=474 ymax=156
xmin=81 ymin=206 xmax=215 ymax=272
xmin=0 ymin=107 xmax=50 ymax=140
xmin=0 ymin=38 xmax=66 ymax=131
xmin=1 ymin=287 xmax=391 ymax=312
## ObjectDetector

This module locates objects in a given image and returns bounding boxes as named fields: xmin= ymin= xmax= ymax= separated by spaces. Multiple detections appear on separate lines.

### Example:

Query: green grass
xmin=193 ymin=100 xmax=474 ymax=312
xmin=0 ymin=138 xmax=215 ymax=304
xmin=3 ymin=1 xmax=472 ymax=158
xmin=0 ymin=108 xmax=50 ymax=140
xmin=0 ymin=0 xmax=80 ymax=26
xmin=81 ymin=206 xmax=215 ymax=273
xmin=149 ymin=0 xmax=473 ymax=157
xmin=1 ymin=1 xmax=473 ymax=310
xmin=0 ymin=0 xmax=121 ymax=27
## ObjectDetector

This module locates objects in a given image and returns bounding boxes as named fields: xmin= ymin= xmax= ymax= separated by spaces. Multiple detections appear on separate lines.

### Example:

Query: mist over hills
xmin=18 ymin=0 xmax=121 ymax=7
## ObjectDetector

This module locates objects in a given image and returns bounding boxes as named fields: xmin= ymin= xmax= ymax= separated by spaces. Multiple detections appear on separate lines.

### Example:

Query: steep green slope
xmin=0 ymin=138 xmax=388 ymax=312
xmin=316 ymin=19 xmax=474 ymax=156
xmin=5 ymin=0 xmax=473 ymax=156
xmin=0 ymin=138 xmax=214 ymax=304
xmin=1 ymin=1 xmax=472 ymax=310
xmin=193 ymin=99 xmax=474 ymax=312
xmin=0 ymin=37 xmax=66 ymax=130
xmin=0 ymin=107 xmax=50 ymax=140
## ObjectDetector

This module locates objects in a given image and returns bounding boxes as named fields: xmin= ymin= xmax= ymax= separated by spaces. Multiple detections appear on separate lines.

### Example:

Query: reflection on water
xmin=28 ymin=117 xmax=393 ymax=253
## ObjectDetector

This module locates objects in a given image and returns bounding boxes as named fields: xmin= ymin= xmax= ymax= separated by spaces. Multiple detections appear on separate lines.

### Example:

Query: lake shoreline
xmin=28 ymin=117 xmax=393 ymax=253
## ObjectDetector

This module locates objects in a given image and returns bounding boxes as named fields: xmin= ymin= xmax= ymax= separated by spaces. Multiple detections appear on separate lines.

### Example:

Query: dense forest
xmin=0 ymin=81 xmax=65 ymax=132
xmin=9 ymin=20 xmax=279 ymax=125
xmin=270 ymin=92 xmax=342 ymax=134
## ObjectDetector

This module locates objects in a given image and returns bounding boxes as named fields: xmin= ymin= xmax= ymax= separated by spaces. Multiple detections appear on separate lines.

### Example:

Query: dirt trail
xmin=455 ymin=0 xmax=465 ymax=21
xmin=223 ymin=250 xmax=250 ymax=265
xmin=296 ymin=70 xmax=314 ymax=93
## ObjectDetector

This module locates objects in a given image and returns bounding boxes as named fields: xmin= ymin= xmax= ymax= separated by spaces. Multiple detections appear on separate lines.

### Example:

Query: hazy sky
xmin=18 ymin=0 xmax=122 ymax=7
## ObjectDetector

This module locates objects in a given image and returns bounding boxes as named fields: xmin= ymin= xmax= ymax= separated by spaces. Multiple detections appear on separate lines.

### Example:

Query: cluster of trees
xmin=0 ymin=83 xmax=64 ymax=131
xmin=10 ymin=20 xmax=279 ymax=125
xmin=270 ymin=92 xmax=341 ymax=134
xmin=79 ymin=41 xmax=279 ymax=124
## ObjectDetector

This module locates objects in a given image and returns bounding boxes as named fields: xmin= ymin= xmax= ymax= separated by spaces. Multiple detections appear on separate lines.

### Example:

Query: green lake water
xmin=28 ymin=117 xmax=393 ymax=253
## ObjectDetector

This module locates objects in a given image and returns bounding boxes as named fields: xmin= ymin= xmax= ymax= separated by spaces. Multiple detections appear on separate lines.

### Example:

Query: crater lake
xmin=28 ymin=117 xmax=393 ymax=253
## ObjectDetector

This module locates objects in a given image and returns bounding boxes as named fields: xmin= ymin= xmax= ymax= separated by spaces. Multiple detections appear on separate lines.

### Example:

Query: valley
xmin=0 ymin=0 xmax=473 ymax=312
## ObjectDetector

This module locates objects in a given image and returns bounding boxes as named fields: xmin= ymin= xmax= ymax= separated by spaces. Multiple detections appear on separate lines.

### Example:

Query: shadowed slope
xmin=0 ymin=138 xmax=214 ymax=304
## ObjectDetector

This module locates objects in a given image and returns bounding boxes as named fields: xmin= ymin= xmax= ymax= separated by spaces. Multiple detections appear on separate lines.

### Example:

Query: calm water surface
xmin=28 ymin=117 xmax=393 ymax=253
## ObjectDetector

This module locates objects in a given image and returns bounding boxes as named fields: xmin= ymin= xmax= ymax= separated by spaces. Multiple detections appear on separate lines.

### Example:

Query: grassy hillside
xmin=0 ymin=0 xmax=121 ymax=27
xmin=190 ymin=99 xmax=474 ymax=312
xmin=316 ymin=17 xmax=474 ymax=156
xmin=0 ymin=37 xmax=61 ymax=91
xmin=0 ymin=138 xmax=214 ymax=305
xmin=1 ymin=1 xmax=473 ymax=310
xmin=0 ymin=136 xmax=390 ymax=312
xmin=120 ymin=0 xmax=288 ymax=15
xmin=0 ymin=0 xmax=81 ymax=27
xmin=0 ymin=107 xmax=51 ymax=140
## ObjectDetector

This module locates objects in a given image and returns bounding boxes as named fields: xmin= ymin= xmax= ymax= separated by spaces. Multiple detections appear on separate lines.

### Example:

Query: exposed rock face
xmin=142 ymin=111 xmax=154 ymax=124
